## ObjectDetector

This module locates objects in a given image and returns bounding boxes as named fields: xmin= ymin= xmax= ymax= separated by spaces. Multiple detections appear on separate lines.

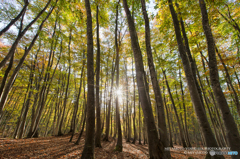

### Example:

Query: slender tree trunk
xmin=232 ymin=67 xmax=240 ymax=89
xmin=132 ymin=57 xmax=136 ymax=144
xmin=143 ymin=118 xmax=146 ymax=145
xmin=163 ymin=70 xmax=187 ymax=148
xmin=163 ymin=87 xmax=173 ymax=147
xmin=114 ymin=0 xmax=122 ymax=152
xmin=0 ymin=0 xmax=29 ymax=37
xmin=0 ymin=54 xmax=14 ymax=100
xmin=13 ymin=88 xmax=29 ymax=139
xmin=18 ymin=68 xmax=34 ymax=139
xmin=58 ymin=28 xmax=72 ymax=136
xmin=168 ymin=1 xmax=223 ymax=158
xmin=95 ymin=5 xmax=101 ymax=148
xmin=75 ymin=96 xmax=87 ymax=145
xmin=123 ymin=0 xmax=166 ymax=157
xmin=63 ymin=108 xmax=72 ymax=134
xmin=110 ymin=104 xmax=113 ymax=137
xmin=125 ymin=62 xmax=130 ymax=142
xmin=201 ymin=56 xmax=228 ymax=146
xmin=0 ymin=1 xmax=56 ymax=116
xmin=103 ymin=53 xmax=115 ymax=141
xmin=217 ymin=4 xmax=240 ymax=37
xmin=81 ymin=0 xmax=95 ymax=157
xmin=113 ymin=106 xmax=117 ymax=138
xmin=177 ymin=4 xmax=205 ymax=110
xmin=179 ymin=71 xmax=191 ymax=147
xmin=69 ymin=61 xmax=85 ymax=142
xmin=138 ymin=99 xmax=141 ymax=145
xmin=52 ymin=85 xmax=59 ymax=136
xmin=216 ymin=48 xmax=240 ymax=116
xmin=0 ymin=0 xmax=52 ymax=70
xmin=0 ymin=96 xmax=20 ymax=135
xmin=44 ymin=105 xmax=53 ymax=137
xmin=199 ymin=0 xmax=240 ymax=156
xmin=141 ymin=1 xmax=170 ymax=154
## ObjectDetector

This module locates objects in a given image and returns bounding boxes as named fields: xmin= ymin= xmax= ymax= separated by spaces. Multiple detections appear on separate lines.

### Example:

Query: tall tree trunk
xmin=52 ymin=80 xmax=60 ymax=136
xmin=125 ymin=62 xmax=130 ymax=142
xmin=58 ymin=28 xmax=72 ymax=136
xmin=201 ymin=56 xmax=228 ymax=146
xmin=95 ymin=5 xmax=101 ymax=148
xmin=75 ymin=94 xmax=87 ymax=145
xmin=216 ymin=48 xmax=240 ymax=116
xmin=179 ymin=70 xmax=191 ymax=147
xmin=232 ymin=66 xmax=240 ymax=89
xmin=177 ymin=4 xmax=205 ymax=110
xmin=123 ymin=0 xmax=166 ymax=157
xmin=69 ymin=61 xmax=85 ymax=142
xmin=0 ymin=3 xmax=56 ymax=116
xmin=115 ymin=0 xmax=122 ymax=152
xmin=163 ymin=70 xmax=187 ymax=148
xmin=44 ymin=104 xmax=53 ymax=137
xmin=103 ymin=49 xmax=115 ymax=141
xmin=168 ymin=1 xmax=223 ymax=158
xmin=138 ymin=99 xmax=142 ymax=145
xmin=196 ymin=66 xmax=227 ymax=147
xmin=13 ymin=88 xmax=29 ymax=139
xmin=140 ymin=1 xmax=170 ymax=154
xmin=0 ymin=0 xmax=52 ymax=70
xmin=81 ymin=0 xmax=95 ymax=157
xmin=132 ymin=57 xmax=136 ymax=144
xmin=18 ymin=64 xmax=34 ymax=139
xmin=163 ymin=88 xmax=173 ymax=147
xmin=110 ymin=104 xmax=113 ymax=137
xmin=199 ymin=0 xmax=240 ymax=156
xmin=0 ymin=54 xmax=14 ymax=100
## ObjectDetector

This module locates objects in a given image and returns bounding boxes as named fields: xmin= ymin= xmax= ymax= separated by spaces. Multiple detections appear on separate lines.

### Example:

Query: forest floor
xmin=0 ymin=134 xmax=232 ymax=159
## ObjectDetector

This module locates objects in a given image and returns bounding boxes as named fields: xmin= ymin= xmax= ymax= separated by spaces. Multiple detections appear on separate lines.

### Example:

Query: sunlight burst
xmin=116 ymin=89 xmax=122 ymax=96
xmin=115 ymin=88 xmax=124 ymax=102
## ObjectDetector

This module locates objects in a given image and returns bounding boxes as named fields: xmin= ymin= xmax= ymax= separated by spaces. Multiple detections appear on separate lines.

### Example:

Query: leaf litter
xmin=0 ymin=134 xmax=232 ymax=159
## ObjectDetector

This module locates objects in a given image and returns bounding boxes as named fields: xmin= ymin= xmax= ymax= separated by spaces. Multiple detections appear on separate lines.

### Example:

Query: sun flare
xmin=116 ymin=89 xmax=122 ymax=96
xmin=115 ymin=88 xmax=124 ymax=102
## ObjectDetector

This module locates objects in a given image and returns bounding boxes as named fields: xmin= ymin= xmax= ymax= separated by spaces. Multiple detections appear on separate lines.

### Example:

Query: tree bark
xmin=177 ymin=4 xmax=205 ymax=110
xmin=75 ymin=97 xmax=87 ymax=145
xmin=163 ymin=70 xmax=187 ymax=148
xmin=0 ymin=0 xmax=29 ymax=37
xmin=179 ymin=70 xmax=191 ymax=147
xmin=114 ymin=0 xmax=122 ymax=152
xmin=95 ymin=5 xmax=101 ymax=148
xmin=199 ymin=0 xmax=240 ymax=156
xmin=131 ymin=57 xmax=136 ymax=144
xmin=0 ymin=0 xmax=52 ymax=70
xmin=81 ymin=0 xmax=95 ymax=157
xmin=138 ymin=99 xmax=141 ymax=145
xmin=125 ymin=62 xmax=130 ymax=143
xmin=163 ymin=87 xmax=173 ymax=147
xmin=216 ymin=48 xmax=240 ymax=116
xmin=58 ymin=27 xmax=72 ymax=136
xmin=103 ymin=55 xmax=116 ymax=141
xmin=140 ymin=1 xmax=170 ymax=155
xmin=123 ymin=0 xmax=166 ymax=157
xmin=168 ymin=1 xmax=223 ymax=158
xmin=0 ymin=3 xmax=56 ymax=116
xmin=18 ymin=63 xmax=34 ymax=139
xmin=69 ymin=61 xmax=85 ymax=142
xmin=0 ymin=54 xmax=14 ymax=100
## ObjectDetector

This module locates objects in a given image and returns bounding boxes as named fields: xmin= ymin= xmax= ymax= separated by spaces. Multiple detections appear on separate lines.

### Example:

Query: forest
xmin=0 ymin=0 xmax=239 ymax=158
